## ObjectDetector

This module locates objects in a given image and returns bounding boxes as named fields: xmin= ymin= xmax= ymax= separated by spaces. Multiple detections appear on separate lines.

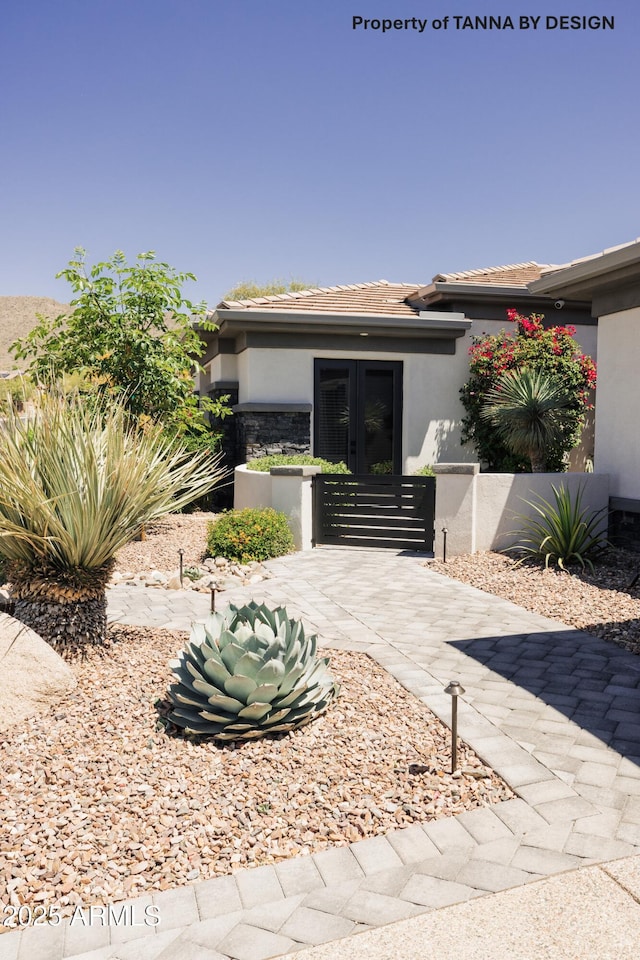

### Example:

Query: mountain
xmin=0 ymin=297 xmax=70 ymax=372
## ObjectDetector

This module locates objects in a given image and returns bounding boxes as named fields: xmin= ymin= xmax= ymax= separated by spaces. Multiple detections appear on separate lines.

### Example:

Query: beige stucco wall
xmin=433 ymin=467 xmax=608 ymax=556
xmin=230 ymin=313 xmax=598 ymax=472
xmin=232 ymin=344 xmax=475 ymax=471
xmin=194 ymin=312 xmax=598 ymax=471
xmin=594 ymin=306 xmax=640 ymax=498
xmin=233 ymin=465 xmax=317 ymax=550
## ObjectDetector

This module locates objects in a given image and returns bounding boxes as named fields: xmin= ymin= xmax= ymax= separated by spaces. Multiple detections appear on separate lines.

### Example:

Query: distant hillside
xmin=0 ymin=297 xmax=70 ymax=372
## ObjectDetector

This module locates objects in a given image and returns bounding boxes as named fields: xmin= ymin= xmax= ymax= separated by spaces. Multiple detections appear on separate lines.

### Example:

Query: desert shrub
xmin=0 ymin=375 xmax=35 ymax=413
xmin=247 ymin=454 xmax=350 ymax=473
xmin=0 ymin=391 xmax=227 ymax=650
xmin=413 ymin=465 xmax=435 ymax=477
xmin=207 ymin=507 xmax=295 ymax=562
xmin=510 ymin=483 xmax=608 ymax=571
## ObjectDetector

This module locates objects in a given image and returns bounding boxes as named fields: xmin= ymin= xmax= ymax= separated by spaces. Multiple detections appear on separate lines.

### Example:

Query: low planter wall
xmin=433 ymin=464 xmax=609 ymax=557
xmin=233 ymin=464 xmax=321 ymax=551
xmin=236 ymin=463 xmax=610 ymax=559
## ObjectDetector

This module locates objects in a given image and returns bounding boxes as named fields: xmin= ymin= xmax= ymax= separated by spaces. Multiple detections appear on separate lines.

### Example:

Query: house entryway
xmin=313 ymin=359 xmax=402 ymax=474
xmin=313 ymin=473 xmax=435 ymax=551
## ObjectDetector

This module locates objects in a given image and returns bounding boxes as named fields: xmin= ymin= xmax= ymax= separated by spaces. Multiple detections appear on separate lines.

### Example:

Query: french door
xmin=313 ymin=359 xmax=403 ymax=474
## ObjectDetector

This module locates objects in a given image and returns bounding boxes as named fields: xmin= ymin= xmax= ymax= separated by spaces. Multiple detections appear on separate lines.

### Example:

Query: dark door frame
xmin=313 ymin=358 xmax=403 ymax=473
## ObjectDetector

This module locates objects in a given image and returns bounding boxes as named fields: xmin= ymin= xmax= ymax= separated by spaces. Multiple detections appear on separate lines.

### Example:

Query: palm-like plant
xmin=480 ymin=368 xmax=574 ymax=472
xmin=0 ymin=393 xmax=228 ymax=652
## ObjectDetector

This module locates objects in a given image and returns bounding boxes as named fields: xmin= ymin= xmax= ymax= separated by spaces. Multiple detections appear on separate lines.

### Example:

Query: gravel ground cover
xmin=0 ymin=625 xmax=512 ymax=921
xmin=113 ymin=512 xmax=218 ymax=574
xmin=429 ymin=548 xmax=640 ymax=655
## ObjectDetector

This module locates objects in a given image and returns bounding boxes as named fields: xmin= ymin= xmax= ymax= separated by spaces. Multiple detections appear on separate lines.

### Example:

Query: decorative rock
xmin=0 ymin=612 xmax=76 ymax=731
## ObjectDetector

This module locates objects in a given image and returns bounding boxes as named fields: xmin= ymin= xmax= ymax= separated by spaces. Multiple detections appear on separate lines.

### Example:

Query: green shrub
xmin=0 ymin=375 xmax=35 ymax=413
xmin=207 ymin=507 xmax=295 ymax=562
xmin=510 ymin=483 xmax=608 ymax=571
xmin=413 ymin=465 xmax=435 ymax=477
xmin=370 ymin=460 xmax=393 ymax=475
xmin=247 ymin=454 xmax=350 ymax=473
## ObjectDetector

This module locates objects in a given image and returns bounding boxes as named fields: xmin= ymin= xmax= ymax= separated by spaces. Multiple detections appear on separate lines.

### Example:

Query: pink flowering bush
xmin=460 ymin=309 xmax=596 ymax=472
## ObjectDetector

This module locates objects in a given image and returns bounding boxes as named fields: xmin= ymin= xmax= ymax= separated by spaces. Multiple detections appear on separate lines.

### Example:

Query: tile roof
xmin=213 ymin=263 xmax=560 ymax=322
xmin=432 ymin=262 xmax=558 ymax=288
xmin=217 ymin=281 xmax=424 ymax=318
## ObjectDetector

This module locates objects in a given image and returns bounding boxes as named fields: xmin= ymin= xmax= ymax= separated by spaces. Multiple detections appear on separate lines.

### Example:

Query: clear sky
xmin=1 ymin=0 xmax=637 ymax=307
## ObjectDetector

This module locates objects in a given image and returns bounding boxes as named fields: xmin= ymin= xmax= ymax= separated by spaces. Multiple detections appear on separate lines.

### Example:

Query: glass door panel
xmin=315 ymin=362 xmax=355 ymax=469
xmin=314 ymin=359 xmax=402 ymax=474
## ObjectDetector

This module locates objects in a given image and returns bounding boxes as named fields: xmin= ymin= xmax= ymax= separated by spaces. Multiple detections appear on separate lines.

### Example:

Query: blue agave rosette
xmin=167 ymin=602 xmax=340 ymax=740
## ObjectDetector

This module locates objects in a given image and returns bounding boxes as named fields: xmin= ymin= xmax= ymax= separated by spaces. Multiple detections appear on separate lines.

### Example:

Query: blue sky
xmin=1 ymin=1 xmax=637 ymax=306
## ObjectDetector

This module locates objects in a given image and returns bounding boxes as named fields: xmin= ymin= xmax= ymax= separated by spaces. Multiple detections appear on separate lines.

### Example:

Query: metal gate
xmin=313 ymin=474 xmax=435 ymax=551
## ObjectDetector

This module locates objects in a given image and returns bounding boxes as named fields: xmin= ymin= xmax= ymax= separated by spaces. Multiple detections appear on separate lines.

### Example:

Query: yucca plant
xmin=167 ymin=601 xmax=339 ymax=740
xmin=0 ymin=392 xmax=228 ymax=651
xmin=511 ymin=483 xmax=609 ymax=571
xmin=481 ymin=368 xmax=574 ymax=472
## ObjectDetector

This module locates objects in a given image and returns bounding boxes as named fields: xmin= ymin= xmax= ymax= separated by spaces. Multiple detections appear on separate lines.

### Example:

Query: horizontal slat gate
xmin=313 ymin=474 xmax=435 ymax=551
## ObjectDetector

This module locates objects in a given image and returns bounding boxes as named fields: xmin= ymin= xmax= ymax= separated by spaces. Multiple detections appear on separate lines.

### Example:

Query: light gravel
xmin=0 ymin=625 xmax=512 ymax=922
xmin=114 ymin=512 xmax=218 ymax=575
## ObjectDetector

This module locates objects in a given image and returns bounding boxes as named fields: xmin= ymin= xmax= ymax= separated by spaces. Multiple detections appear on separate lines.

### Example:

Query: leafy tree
xmin=460 ymin=310 xmax=597 ymax=472
xmin=10 ymin=249 xmax=230 ymax=440
xmin=223 ymin=278 xmax=314 ymax=300
xmin=480 ymin=368 xmax=574 ymax=472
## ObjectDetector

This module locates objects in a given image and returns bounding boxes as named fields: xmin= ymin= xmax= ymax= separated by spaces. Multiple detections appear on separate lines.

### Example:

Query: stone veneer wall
xmin=234 ymin=407 xmax=311 ymax=463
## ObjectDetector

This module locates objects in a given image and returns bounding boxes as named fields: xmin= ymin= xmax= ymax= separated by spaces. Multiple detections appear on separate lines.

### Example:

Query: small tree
xmin=481 ymin=368 xmax=574 ymax=472
xmin=460 ymin=310 xmax=597 ymax=471
xmin=11 ymin=249 xmax=230 ymax=440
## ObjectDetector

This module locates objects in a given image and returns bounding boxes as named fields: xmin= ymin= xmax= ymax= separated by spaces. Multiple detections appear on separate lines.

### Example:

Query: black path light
xmin=442 ymin=527 xmax=448 ymax=563
xmin=178 ymin=548 xmax=184 ymax=588
xmin=444 ymin=680 xmax=465 ymax=773
xmin=210 ymin=587 xmax=216 ymax=614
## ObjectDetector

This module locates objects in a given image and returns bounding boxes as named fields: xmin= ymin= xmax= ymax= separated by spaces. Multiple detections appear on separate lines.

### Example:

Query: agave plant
xmin=481 ymin=368 xmax=574 ymax=472
xmin=511 ymin=483 xmax=609 ymax=571
xmin=0 ymin=391 xmax=228 ymax=651
xmin=167 ymin=602 xmax=340 ymax=740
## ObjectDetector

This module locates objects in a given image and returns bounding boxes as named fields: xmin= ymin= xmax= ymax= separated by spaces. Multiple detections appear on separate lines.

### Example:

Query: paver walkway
xmin=4 ymin=547 xmax=640 ymax=960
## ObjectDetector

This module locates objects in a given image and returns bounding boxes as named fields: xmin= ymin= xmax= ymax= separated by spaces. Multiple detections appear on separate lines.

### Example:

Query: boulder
xmin=0 ymin=613 xmax=76 ymax=731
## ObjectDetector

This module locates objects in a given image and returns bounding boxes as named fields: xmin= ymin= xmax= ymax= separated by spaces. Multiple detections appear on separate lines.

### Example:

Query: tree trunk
xmin=13 ymin=593 xmax=108 ymax=655
xmin=529 ymin=451 xmax=547 ymax=472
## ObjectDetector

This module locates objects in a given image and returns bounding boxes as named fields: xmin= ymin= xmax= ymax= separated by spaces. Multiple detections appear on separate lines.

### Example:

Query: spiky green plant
xmin=0 ymin=392 xmax=228 ymax=650
xmin=167 ymin=602 xmax=340 ymax=740
xmin=481 ymin=368 xmax=574 ymax=472
xmin=511 ymin=483 xmax=609 ymax=571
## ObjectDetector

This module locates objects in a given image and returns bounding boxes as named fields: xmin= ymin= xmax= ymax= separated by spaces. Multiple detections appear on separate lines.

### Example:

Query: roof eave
xmin=203 ymin=307 xmax=471 ymax=340
xmin=529 ymin=242 xmax=640 ymax=300
xmin=410 ymin=281 xmax=549 ymax=307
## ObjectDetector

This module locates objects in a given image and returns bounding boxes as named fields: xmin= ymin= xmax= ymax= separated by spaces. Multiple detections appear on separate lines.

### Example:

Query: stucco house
xmin=529 ymin=238 xmax=640 ymax=547
xmin=196 ymin=263 xmax=597 ymax=478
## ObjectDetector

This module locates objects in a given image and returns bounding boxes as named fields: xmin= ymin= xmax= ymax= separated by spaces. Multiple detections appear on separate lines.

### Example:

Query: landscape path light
xmin=178 ymin=548 xmax=184 ymax=588
xmin=444 ymin=679 xmax=465 ymax=774
xmin=210 ymin=587 xmax=216 ymax=614
xmin=442 ymin=527 xmax=448 ymax=563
